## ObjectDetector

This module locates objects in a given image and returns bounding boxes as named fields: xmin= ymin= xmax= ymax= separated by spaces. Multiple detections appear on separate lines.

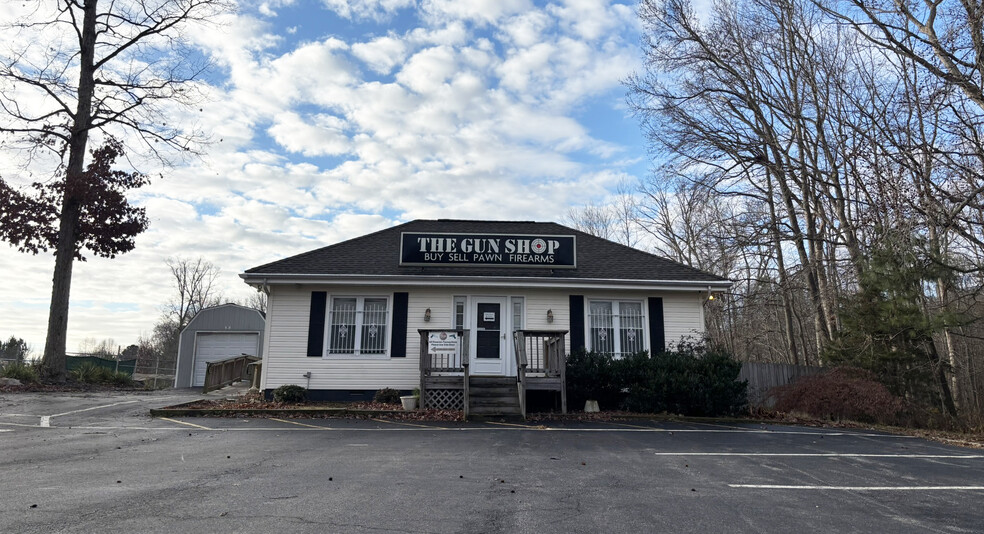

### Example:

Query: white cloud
xmin=395 ymin=45 xmax=459 ymax=93
xmin=499 ymin=10 xmax=554 ymax=47
xmin=548 ymin=0 xmax=638 ymax=41
xmin=351 ymin=35 xmax=409 ymax=74
xmin=320 ymin=0 xmax=415 ymax=20
xmin=268 ymin=112 xmax=351 ymax=156
xmin=0 ymin=1 xmax=647 ymax=352
xmin=421 ymin=0 xmax=532 ymax=26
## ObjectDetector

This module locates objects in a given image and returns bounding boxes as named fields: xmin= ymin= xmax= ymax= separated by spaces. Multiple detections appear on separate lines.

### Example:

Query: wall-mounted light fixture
xmin=546 ymin=309 xmax=554 ymax=323
xmin=424 ymin=308 xmax=432 ymax=322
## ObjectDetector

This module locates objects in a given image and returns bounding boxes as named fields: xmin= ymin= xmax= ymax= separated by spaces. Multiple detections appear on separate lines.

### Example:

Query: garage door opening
xmin=193 ymin=333 xmax=259 ymax=387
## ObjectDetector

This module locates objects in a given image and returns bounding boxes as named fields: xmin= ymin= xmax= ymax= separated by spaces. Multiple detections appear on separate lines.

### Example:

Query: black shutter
xmin=648 ymin=297 xmax=665 ymax=354
xmin=390 ymin=292 xmax=409 ymax=358
xmin=569 ymin=295 xmax=585 ymax=353
xmin=307 ymin=291 xmax=327 ymax=357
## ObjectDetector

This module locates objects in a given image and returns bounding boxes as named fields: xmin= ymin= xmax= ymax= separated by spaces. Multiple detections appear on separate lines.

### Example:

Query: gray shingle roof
xmin=244 ymin=219 xmax=728 ymax=284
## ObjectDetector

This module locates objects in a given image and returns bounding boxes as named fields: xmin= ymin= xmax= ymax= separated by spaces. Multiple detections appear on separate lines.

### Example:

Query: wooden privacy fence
xmin=740 ymin=362 xmax=825 ymax=407
xmin=202 ymin=354 xmax=261 ymax=393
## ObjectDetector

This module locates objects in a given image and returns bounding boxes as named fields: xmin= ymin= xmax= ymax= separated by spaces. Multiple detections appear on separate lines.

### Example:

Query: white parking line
xmin=731 ymin=484 xmax=984 ymax=491
xmin=269 ymin=418 xmax=332 ymax=429
xmin=158 ymin=417 xmax=212 ymax=430
xmin=50 ymin=400 xmax=142 ymax=417
xmin=0 ymin=421 xmax=44 ymax=428
xmin=653 ymin=453 xmax=984 ymax=459
xmin=28 ymin=400 xmax=145 ymax=428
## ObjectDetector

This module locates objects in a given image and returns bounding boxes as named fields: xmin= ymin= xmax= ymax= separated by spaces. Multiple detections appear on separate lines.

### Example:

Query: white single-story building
xmin=241 ymin=220 xmax=730 ymax=414
xmin=173 ymin=303 xmax=266 ymax=388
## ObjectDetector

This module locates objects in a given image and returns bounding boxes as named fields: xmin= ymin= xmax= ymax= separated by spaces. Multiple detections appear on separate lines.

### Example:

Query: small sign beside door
xmin=428 ymin=331 xmax=459 ymax=355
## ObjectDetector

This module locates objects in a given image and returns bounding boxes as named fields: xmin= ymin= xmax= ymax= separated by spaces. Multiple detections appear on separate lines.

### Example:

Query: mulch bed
xmin=156 ymin=393 xmax=464 ymax=421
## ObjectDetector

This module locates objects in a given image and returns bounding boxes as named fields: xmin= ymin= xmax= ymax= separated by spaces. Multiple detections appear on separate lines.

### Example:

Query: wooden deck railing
xmin=418 ymin=329 xmax=469 ymax=415
xmin=202 ymin=354 xmax=261 ymax=393
xmin=513 ymin=330 xmax=568 ymax=417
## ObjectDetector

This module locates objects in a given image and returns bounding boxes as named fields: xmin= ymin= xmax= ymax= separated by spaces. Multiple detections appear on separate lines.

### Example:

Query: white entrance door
xmin=192 ymin=333 xmax=259 ymax=387
xmin=470 ymin=297 xmax=508 ymax=375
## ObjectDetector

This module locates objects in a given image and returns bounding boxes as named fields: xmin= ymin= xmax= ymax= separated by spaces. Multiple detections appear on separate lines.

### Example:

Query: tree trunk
xmin=40 ymin=0 xmax=98 ymax=382
xmin=928 ymin=341 xmax=958 ymax=419
xmin=765 ymin=174 xmax=800 ymax=365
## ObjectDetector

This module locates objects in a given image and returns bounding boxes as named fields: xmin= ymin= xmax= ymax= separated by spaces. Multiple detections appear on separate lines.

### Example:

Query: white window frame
xmin=511 ymin=296 xmax=525 ymax=332
xmin=323 ymin=295 xmax=392 ymax=359
xmin=586 ymin=299 xmax=647 ymax=357
xmin=452 ymin=295 xmax=467 ymax=331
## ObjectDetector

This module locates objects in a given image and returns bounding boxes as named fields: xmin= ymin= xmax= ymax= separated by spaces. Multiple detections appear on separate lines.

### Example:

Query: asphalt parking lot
xmin=1 ymin=391 xmax=982 ymax=533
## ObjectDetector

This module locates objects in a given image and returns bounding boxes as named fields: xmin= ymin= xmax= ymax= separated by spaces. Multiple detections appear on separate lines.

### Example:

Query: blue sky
xmin=0 ymin=0 xmax=656 ymax=353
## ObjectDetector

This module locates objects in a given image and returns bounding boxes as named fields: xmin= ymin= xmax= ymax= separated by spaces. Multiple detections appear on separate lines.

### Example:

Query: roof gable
xmin=244 ymin=219 xmax=728 ymax=284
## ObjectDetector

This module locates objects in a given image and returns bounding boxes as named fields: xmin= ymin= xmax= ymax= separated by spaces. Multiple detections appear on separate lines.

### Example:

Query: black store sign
xmin=400 ymin=232 xmax=576 ymax=268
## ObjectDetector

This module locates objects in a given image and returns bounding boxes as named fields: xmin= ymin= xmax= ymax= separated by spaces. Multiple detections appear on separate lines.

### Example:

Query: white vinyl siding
xmin=260 ymin=286 xmax=706 ymax=392
xmin=661 ymin=293 xmax=706 ymax=349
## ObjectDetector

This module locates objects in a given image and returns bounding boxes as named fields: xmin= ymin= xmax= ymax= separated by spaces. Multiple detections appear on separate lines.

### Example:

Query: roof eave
xmin=240 ymin=272 xmax=732 ymax=291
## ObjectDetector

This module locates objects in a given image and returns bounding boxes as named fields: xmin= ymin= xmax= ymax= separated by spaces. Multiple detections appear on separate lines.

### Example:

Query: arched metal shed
xmin=173 ymin=303 xmax=266 ymax=388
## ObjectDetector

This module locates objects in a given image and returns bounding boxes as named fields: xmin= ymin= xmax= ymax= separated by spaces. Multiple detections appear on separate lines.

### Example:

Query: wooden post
xmin=559 ymin=333 xmax=567 ymax=414
xmin=461 ymin=329 xmax=469 ymax=419
xmin=418 ymin=330 xmax=428 ymax=410
xmin=514 ymin=331 xmax=527 ymax=419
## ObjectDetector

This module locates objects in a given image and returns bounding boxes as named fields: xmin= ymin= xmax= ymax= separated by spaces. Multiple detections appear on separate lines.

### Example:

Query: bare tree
xmin=165 ymin=256 xmax=222 ymax=330
xmin=76 ymin=337 xmax=116 ymax=356
xmin=822 ymin=0 xmax=984 ymax=110
xmin=0 ymin=0 xmax=231 ymax=381
xmin=236 ymin=291 xmax=268 ymax=314
xmin=566 ymin=202 xmax=616 ymax=240
xmin=627 ymin=0 xmax=981 ymax=416
xmin=566 ymin=180 xmax=642 ymax=247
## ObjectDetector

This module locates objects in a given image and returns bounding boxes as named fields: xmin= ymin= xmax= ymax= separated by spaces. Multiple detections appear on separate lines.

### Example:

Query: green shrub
xmin=70 ymin=362 xmax=105 ymax=383
xmin=621 ymin=342 xmax=747 ymax=416
xmin=107 ymin=371 xmax=133 ymax=386
xmin=273 ymin=384 xmax=307 ymax=403
xmin=373 ymin=387 xmax=402 ymax=404
xmin=565 ymin=349 xmax=624 ymax=409
xmin=566 ymin=341 xmax=748 ymax=417
xmin=1 ymin=361 xmax=40 ymax=383
xmin=69 ymin=362 xmax=133 ymax=385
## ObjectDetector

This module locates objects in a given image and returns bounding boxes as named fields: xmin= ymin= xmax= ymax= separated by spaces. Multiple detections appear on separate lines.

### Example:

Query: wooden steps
xmin=468 ymin=376 xmax=521 ymax=416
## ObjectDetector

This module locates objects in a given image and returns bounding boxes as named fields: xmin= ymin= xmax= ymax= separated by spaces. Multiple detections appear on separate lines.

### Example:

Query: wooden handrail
xmin=513 ymin=330 xmax=568 ymax=415
xmin=202 ymin=354 xmax=261 ymax=393
xmin=463 ymin=342 xmax=470 ymax=420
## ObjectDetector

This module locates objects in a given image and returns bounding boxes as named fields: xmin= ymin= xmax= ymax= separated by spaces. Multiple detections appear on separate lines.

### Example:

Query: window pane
xmin=329 ymin=298 xmax=356 ymax=353
xmin=589 ymin=301 xmax=614 ymax=355
xmin=454 ymin=296 xmax=466 ymax=330
xmin=360 ymin=298 xmax=388 ymax=354
xmin=618 ymin=301 xmax=644 ymax=355
xmin=511 ymin=297 xmax=524 ymax=332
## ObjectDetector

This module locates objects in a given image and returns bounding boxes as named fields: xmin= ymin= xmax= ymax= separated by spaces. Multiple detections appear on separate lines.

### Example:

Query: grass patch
xmin=1 ymin=362 xmax=40 ymax=383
